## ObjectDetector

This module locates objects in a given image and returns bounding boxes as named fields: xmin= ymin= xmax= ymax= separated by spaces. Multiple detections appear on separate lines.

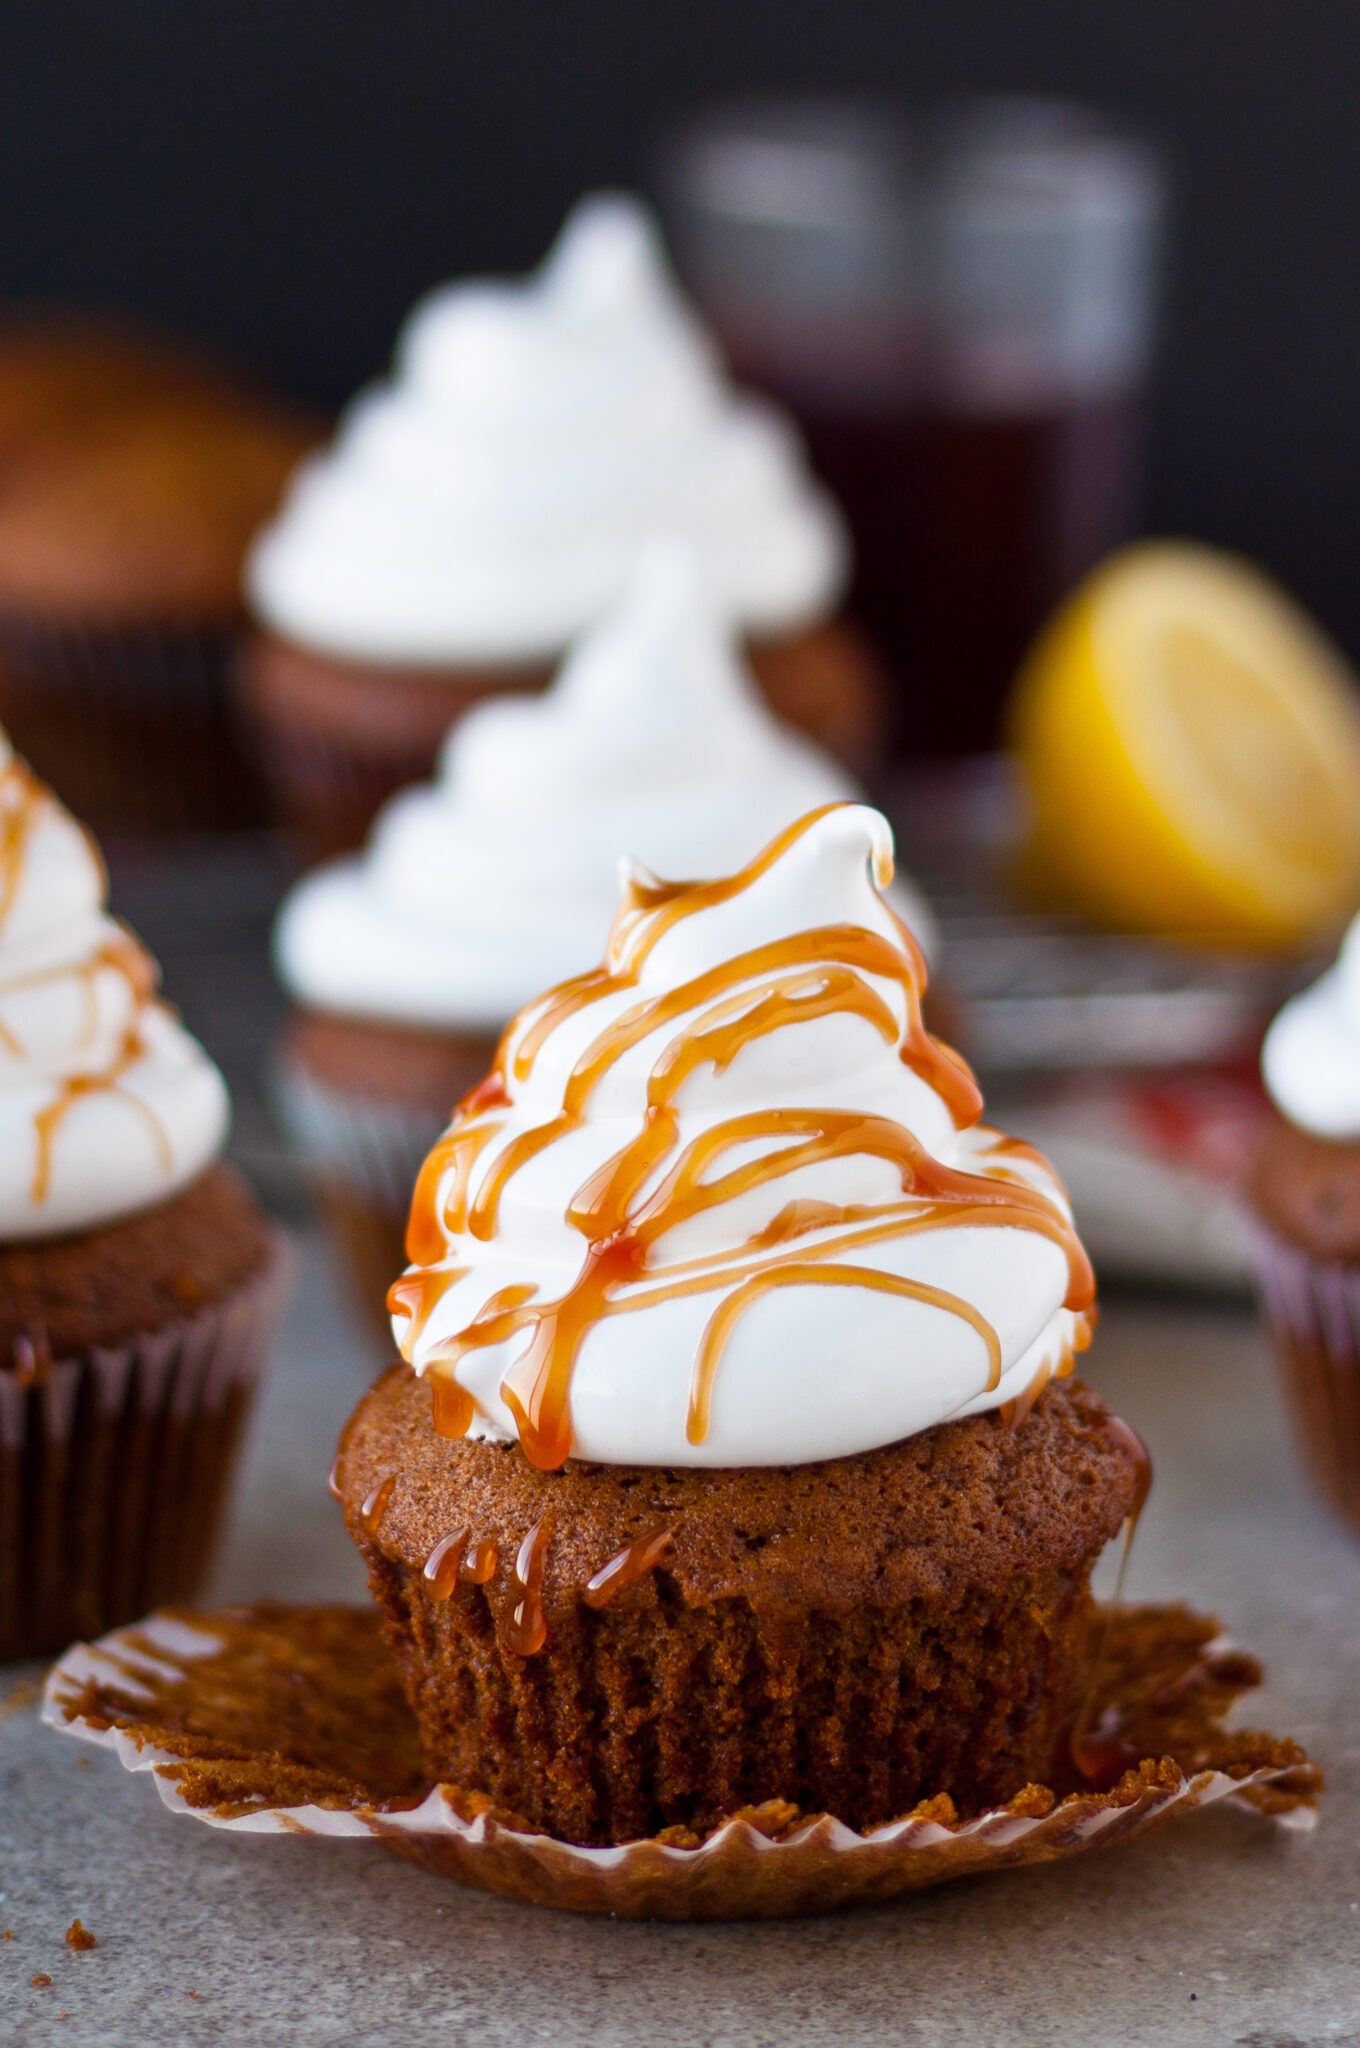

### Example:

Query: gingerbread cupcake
xmin=242 ymin=194 xmax=883 ymax=857
xmin=0 ymin=727 xmax=287 ymax=1658
xmin=273 ymin=551 xmax=929 ymax=1337
xmin=336 ymin=804 xmax=1141 ymax=1844
xmin=0 ymin=318 xmax=316 ymax=832
xmin=1247 ymin=917 xmax=1360 ymax=1532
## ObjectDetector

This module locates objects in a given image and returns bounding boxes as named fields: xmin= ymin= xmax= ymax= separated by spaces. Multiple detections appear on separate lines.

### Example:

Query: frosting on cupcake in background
xmin=1261 ymin=916 xmax=1360 ymax=1138
xmin=390 ymin=804 xmax=1090 ymax=1469
xmin=247 ymin=193 xmax=847 ymax=666
xmin=274 ymin=547 xmax=932 ymax=1032
xmin=0 ymin=730 xmax=228 ymax=1236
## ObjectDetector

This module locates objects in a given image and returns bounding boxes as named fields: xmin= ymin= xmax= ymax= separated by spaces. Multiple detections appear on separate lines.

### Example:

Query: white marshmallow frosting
xmin=275 ymin=547 xmax=933 ymax=1033
xmin=392 ymin=805 xmax=1090 ymax=1469
xmin=0 ymin=732 xmax=228 ymax=1240
xmin=247 ymin=193 xmax=847 ymax=665
xmin=1262 ymin=916 xmax=1360 ymax=1139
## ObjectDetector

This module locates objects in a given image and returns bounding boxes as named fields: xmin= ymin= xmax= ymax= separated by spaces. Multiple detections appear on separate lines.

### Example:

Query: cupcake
xmin=273 ymin=549 xmax=930 ymax=1335
xmin=335 ymin=803 xmax=1142 ymax=1845
xmin=242 ymin=194 xmax=883 ymax=857
xmin=0 ymin=318 xmax=317 ymax=833
xmin=0 ymin=726 xmax=287 ymax=1659
xmin=1247 ymin=918 xmax=1360 ymax=1532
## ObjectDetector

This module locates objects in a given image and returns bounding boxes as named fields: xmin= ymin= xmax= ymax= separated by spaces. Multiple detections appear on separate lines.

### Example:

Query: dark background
xmin=1 ymin=2 xmax=1355 ymax=645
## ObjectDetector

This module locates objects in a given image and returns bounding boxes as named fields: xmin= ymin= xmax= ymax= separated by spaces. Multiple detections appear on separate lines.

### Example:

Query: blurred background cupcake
xmin=0 ymin=725 xmax=288 ymax=1658
xmin=241 ymin=194 xmax=883 ymax=859
xmin=0 ymin=317 xmax=318 ymax=835
xmin=1245 ymin=923 xmax=1360 ymax=1535
xmin=272 ymin=544 xmax=932 ymax=1335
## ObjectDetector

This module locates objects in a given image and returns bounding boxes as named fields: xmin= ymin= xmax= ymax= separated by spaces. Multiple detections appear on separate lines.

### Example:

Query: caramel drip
xmin=326 ymin=1458 xmax=342 ymax=1502
xmin=428 ymin=1368 xmax=475 ymax=1440
xmin=582 ymin=1527 xmax=674 ymax=1609
xmin=422 ymin=1528 xmax=469 ymax=1602
xmin=688 ymin=1264 xmax=1001 ymax=1446
xmin=396 ymin=805 xmax=1092 ymax=1471
xmin=386 ymin=1265 xmax=466 ymax=1351
xmin=0 ymin=756 xmax=43 ymax=938
xmin=360 ymin=1476 xmax=396 ymax=1535
xmin=0 ymin=781 xmax=167 ymax=1201
xmin=505 ymin=1519 xmax=550 ymax=1656
xmin=31 ymin=1025 xmax=171 ymax=1205
xmin=462 ymin=1538 xmax=497 ymax=1584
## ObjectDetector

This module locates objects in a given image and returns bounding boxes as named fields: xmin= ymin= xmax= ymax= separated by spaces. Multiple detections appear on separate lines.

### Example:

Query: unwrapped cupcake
xmin=273 ymin=549 xmax=929 ymax=1332
xmin=1248 ymin=920 xmax=1360 ymax=1532
xmin=242 ymin=193 xmax=882 ymax=855
xmin=333 ymin=802 xmax=1145 ymax=1844
xmin=0 ymin=728 xmax=288 ymax=1658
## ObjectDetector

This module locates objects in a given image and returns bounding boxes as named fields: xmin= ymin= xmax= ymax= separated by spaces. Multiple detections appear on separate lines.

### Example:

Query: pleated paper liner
xmin=43 ymin=1599 xmax=1319 ymax=1922
xmin=0 ymin=1233 xmax=291 ymax=1661
xmin=0 ymin=610 xmax=269 ymax=832
xmin=1247 ymin=1219 xmax=1360 ymax=1535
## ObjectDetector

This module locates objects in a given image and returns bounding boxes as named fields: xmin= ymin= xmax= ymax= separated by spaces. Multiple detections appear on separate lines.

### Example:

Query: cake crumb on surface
xmin=32 ymin=1973 xmax=51 ymax=1987
xmin=65 ymin=1919 xmax=96 ymax=1951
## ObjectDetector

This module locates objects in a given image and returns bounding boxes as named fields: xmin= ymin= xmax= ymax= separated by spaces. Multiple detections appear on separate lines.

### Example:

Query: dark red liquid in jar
xmin=735 ymin=365 xmax=1143 ymax=758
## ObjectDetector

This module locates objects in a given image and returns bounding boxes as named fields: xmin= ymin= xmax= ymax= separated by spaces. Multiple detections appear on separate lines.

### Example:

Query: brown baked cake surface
xmin=1246 ymin=1111 xmax=1360 ymax=1264
xmin=338 ymin=1366 xmax=1140 ymax=1845
xmin=0 ymin=1162 xmax=275 ymax=1363
xmin=0 ymin=319 xmax=317 ymax=620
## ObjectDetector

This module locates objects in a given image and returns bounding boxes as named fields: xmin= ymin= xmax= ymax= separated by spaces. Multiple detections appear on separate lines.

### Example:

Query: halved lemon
xmin=1008 ymin=541 xmax=1360 ymax=948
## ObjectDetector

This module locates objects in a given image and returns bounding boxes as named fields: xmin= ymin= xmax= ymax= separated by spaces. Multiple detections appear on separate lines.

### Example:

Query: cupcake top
xmin=247 ymin=193 xmax=847 ymax=667
xmin=1261 ymin=917 xmax=1360 ymax=1139
xmin=0 ymin=319 xmax=317 ymax=620
xmin=274 ymin=548 xmax=928 ymax=1032
xmin=390 ymin=804 xmax=1094 ymax=1469
xmin=0 ymin=731 xmax=229 ymax=1238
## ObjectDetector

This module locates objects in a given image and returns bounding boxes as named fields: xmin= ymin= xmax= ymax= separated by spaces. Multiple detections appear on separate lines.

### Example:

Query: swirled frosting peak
xmin=246 ymin=192 xmax=847 ymax=664
xmin=274 ymin=544 xmax=930 ymax=1031
xmin=389 ymin=804 xmax=1094 ymax=1469
xmin=1262 ymin=913 xmax=1360 ymax=1138
xmin=0 ymin=732 xmax=228 ymax=1239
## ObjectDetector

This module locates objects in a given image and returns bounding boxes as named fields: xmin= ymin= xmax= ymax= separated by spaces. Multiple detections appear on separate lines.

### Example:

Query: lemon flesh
xmin=1009 ymin=541 xmax=1360 ymax=948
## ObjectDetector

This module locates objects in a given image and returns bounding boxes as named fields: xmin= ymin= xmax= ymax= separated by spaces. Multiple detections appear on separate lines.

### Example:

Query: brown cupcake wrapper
xmin=42 ymin=1601 xmax=1320 ymax=1921
xmin=1246 ymin=1220 xmax=1360 ymax=1533
xmin=0 ymin=607 xmax=268 ymax=832
xmin=0 ymin=1230 xmax=291 ymax=1661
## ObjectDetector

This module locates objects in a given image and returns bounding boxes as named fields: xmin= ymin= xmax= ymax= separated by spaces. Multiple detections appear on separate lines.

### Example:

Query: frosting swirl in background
xmin=0 ymin=730 xmax=229 ymax=1239
xmin=247 ymin=193 xmax=847 ymax=665
xmin=391 ymin=804 xmax=1091 ymax=1469
xmin=1262 ymin=914 xmax=1360 ymax=1138
xmin=274 ymin=547 xmax=934 ymax=1032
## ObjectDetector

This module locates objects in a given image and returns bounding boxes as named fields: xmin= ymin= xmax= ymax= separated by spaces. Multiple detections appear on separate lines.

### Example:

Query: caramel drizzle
xmin=397 ymin=808 xmax=1093 ymax=1471
xmin=583 ymin=1527 xmax=674 ymax=1609
xmin=360 ymin=1475 xmax=396 ymax=1535
xmin=0 ymin=754 xmax=43 ymax=938
xmin=505 ymin=1519 xmax=550 ymax=1655
xmin=422 ymin=1528 xmax=468 ymax=1602
xmin=0 ymin=750 xmax=170 ymax=1203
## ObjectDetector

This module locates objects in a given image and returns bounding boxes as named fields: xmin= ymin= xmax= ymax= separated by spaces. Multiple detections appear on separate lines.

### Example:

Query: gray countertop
xmin=3 ymin=1234 xmax=1358 ymax=2046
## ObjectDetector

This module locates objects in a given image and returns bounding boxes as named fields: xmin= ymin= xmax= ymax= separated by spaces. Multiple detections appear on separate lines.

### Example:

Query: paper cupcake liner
xmin=1246 ymin=1220 xmax=1360 ymax=1533
xmin=42 ymin=1599 xmax=1319 ymax=1922
xmin=239 ymin=634 xmax=535 ymax=859
xmin=272 ymin=1059 xmax=444 ymax=1336
xmin=0 ymin=608 xmax=268 ymax=832
xmin=0 ymin=1231 xmax=290 ymax=1662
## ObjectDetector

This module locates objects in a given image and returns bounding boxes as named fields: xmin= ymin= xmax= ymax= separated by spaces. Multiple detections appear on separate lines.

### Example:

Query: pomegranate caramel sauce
xmin=336 ymin=804 xmax=1141 ymax=1847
